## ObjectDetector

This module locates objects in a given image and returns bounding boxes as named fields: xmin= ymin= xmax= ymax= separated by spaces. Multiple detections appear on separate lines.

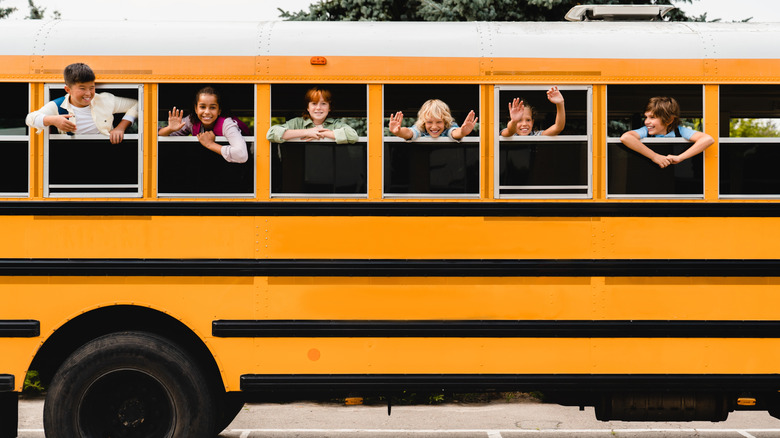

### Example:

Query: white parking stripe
xmin=737 ymin=431 xmax=756 ymax=438
xmin=487 ymin=431 xmax=503 ymax=438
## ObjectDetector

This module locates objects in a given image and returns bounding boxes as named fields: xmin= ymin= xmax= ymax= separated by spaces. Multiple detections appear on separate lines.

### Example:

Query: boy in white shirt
xmin=25 ymin=63 xmax=138 ymax=144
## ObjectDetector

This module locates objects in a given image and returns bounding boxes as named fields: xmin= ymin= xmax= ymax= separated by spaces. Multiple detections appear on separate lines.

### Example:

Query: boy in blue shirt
xmin=620 ymin=96 xmax=714 ymax=168
xmin=25 ymin=63 xmax=138 ymax=144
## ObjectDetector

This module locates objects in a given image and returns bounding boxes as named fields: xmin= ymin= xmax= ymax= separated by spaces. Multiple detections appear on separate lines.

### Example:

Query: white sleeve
xmin=220 ymin=118 xmax=249 ymax=163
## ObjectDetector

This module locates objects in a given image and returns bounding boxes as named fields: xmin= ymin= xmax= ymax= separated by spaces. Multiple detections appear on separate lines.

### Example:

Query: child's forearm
xmin=620 ymin=132 xmax=660 ymax=160
xmin=392 ymin=127 xmax=413 ymax=140
xmin=677 ymin=133 xmax=715 ymax=162
xmin=114 ymin=119 xmax=132 ymax=133
xmin=501 ymin=121 xmax=517 ymax=137
xmin=158 ymin=125 xmax=175 ymax=136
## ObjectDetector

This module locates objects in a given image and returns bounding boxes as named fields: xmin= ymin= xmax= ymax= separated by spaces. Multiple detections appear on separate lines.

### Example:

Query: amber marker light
xmin=310 ymin=56 xmax=327 ymax=65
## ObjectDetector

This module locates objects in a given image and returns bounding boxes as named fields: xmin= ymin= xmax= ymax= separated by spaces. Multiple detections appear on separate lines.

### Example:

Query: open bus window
xmin=719 ymin=85 xmax=780 ymax=198
xmin=270 ymin=84 xmax=367 ymax=197
xmin=44 ymin=84 xmax=142 ymax=198
xmin=607 ymin=84 xmax=704 ymax=198
xmin=157 ymin=84 xmax=255 ymax=197
xmin=494 ymin=86 xmax=591 ymax=199
xmin=383 ymin=84 xmax=479 ymax=197
xmin=0 ymin=83 xmax=29 ymax=197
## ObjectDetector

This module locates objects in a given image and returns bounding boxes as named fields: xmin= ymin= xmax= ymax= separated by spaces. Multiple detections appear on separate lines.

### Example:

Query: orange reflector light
xmin=345 ymin=397 xmax=363 ymax=405
xmin=310 ymin=56 xmax=327 ymax=65
xmin=737 ymin=397 xmax=756 ymax=406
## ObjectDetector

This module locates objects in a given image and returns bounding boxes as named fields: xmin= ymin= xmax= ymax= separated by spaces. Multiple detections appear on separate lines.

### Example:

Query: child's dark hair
xmin=646 ymin=96 xmax=680 ymax=133
xmin=302 ymin=87 xmax=332 ymax=119
xmin=188 ymin=86 xmax=226 ymax=124
xmin=63 ymin=63 xmax=95 ymax=86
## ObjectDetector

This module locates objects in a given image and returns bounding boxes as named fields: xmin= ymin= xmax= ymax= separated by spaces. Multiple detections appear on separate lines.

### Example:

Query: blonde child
xmin=25 ymin=63 xmax=138 ymax=144
xmin=159 ymin=86 xmax=249 ymax=163
xmin=620 ymin=96 xmax=714 ymax=168
xmin=266 ymin=87 xmax=358 ymax=144
xmin=389 ymin=99 xmax=477 ymax=141
xmin=501 ymin=86 xmax=565 ymax=137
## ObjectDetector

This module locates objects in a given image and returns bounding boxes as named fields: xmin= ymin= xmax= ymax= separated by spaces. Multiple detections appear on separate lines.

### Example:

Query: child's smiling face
xmin=424 ymin=117 xmax=445 ymax=137
xmin=65 ymin=81 xmax=96 ymax=108
xmin=307 ymin=97 xmax=330 ymax=125
xmin=515 ymin=111 xmax=535 ymax=136
xmin=644 ymin=111 xmax=671 ymax=136
xmin=195 ymin=93 xmax=221 ymax=128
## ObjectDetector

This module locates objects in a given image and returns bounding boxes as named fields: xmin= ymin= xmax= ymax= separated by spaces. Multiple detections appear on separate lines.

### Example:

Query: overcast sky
xmin=1 ymin=0 xmax=777 ymax=22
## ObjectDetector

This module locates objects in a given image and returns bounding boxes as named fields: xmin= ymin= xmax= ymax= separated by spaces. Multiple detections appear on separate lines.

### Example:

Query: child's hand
xmin=300 ymin=127 xmax=326 ymax=141
xmin=508 ymin=98 xmax=525 ymax=123
xmin=53 ymin=114 xmax=77 ymax=133
xmin=652 ymin=153 xmax=672 ymax=168
xmin=667 ymin=154 xmax=683 ymax=165
xmin=460 ymin=110 xmax=478 ymax=136
xmin=197 ymin=130 xmax=216 ymax=147
xmin=388 ymin=112 xmax=404 ymax=135
xmin=109 ymin=127 xmax=125 ymax=144
xmin=547 ymin=86 xmax=564 ymax=104
xmin=167 ymin=107 xmax=186 ymax=132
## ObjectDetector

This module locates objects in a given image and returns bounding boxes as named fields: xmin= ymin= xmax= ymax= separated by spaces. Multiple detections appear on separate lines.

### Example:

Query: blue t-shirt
xmin=409 ymin=122 xmax=460 ymax=140
xmin=633 ymin=125 xmax=696 ymax=140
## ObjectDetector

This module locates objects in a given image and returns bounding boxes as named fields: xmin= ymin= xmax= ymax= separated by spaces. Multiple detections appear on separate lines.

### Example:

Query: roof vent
xmin=565 ymin=5 xmax=675 ymax=22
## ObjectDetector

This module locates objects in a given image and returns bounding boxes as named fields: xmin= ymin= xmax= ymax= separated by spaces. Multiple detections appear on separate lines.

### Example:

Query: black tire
xmin=214 ymin=392 xmax=244 ymax=434
xmin=43 ymin=331 xmax=216 ymax=438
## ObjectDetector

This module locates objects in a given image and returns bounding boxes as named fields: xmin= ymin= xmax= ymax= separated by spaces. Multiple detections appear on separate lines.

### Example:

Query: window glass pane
xmin=271 ymin=142 xmax=367 ymax=194
xmin=499 ymin=140 xmax=588 ymax=196
xmin=158 ymin=84 xmax=255 ymax=196
xmin=48 ymin=87 xmax=139 ymax=134
xmin=497 ymin=88 xmax=587 ymax=136
xmin=0 ymin=141 xmax=28 ymax=194
xmin=269 ymin=84 xmax=367 ymax=197
xmin=608 ymin=142 xmax=703 ymax=196
xmin=720 ymin=141 xmax=780 ymax=196
xmin=720 ymin=85 xmax=780 ymax=138
xmin=384 ymin=142 xmax=479 ymax=194
xmin=48 ymin=139 xmax=138 ymax=194
xmin=0 ymin=83 xmax=28 ymax=135
xmin=383 ymin=84 xmax=479 ymax=196
xmin=607 ymin=85 xmax=703 ymax=138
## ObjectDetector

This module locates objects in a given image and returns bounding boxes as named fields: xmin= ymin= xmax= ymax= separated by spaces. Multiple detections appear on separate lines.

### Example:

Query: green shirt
xmin=266 ymin=117 xmax=359 ymax=144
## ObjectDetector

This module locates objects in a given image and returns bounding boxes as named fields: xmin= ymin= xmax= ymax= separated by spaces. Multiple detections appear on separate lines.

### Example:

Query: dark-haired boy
xmin=25 ymin=63 xmax=138 ymax=144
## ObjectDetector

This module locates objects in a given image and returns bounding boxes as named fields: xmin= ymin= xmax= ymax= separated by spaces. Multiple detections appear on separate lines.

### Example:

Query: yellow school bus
xmin=3 ymin=7 xmax=780 ymax=436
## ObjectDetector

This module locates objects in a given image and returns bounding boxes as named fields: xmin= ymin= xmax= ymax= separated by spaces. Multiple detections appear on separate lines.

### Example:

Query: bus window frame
xmin=0 ymin=82 xmax=30 ymax=198
xmin=606 ymin=84 xmax=706 ymax=200
xmin=493 ymin=85 xmax=592 ymax=200
xmin=718 ymin=84 xmax=780 ymax=200
xmin=156 ymin=84 xmax=257 ymax=198
xmin=269 ymin=84 xmax=369 ymax=199
xmin=382 ymin=84 xmax=482 ymax=199
xmin=43 ymin=83 xmax=143 ymax=198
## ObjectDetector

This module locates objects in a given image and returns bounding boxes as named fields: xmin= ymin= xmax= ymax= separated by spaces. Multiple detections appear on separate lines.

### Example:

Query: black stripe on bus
xmin=239 ymin=374 xmax=780 ymax=393
xmin=0 ymin=320 xmax=40 ymax=337
xmin=1 ymin=258 xmax=780 ymax=277
xmin=5 ymin=201 xmax=780 ymax=217
xmin=0 ymin=375 xmax=13 ymax=392
xmin=213 ymin=320 xmax=780 ymax=338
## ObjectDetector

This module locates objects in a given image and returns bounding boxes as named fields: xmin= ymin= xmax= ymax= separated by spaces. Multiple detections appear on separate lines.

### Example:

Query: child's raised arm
xmin=450 ymin=110 xmax=478 ymax=140
xmin=501 ymin=98 xmax=524 ymax=137
xmin=388 ymin=111 xmax=413 ymax=140
xmin=540 ymin=86 xmax=566 ymax=136
xmin=158 ymin=107 xmax=186 ymax=136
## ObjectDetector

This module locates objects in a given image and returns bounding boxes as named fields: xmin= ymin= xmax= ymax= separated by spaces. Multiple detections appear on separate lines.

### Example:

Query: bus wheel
xmin=214 ymin=392 xmax=245 ymax=434
xmin=43 ymin=331 xmax=216 ymax=437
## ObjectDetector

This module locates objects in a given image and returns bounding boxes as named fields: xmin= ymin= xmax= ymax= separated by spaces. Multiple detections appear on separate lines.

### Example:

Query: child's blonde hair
xmin=414 ymin=99 xmax=454 ymax=132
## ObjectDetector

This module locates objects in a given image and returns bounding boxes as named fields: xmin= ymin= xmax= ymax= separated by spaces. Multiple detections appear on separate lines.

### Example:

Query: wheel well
xmin=29 ymin=305 xmax=223 ymax=393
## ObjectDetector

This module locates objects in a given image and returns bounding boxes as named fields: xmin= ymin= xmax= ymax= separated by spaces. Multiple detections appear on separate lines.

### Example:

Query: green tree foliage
xmin=26 ymin=0 xmax=61 ymax=19
xmin=279 ymin=0 xmax=705 ymax=22
xmin=729 ymin=118 xmax=780 ymax=137
xmin=0 ymin=0 xmax=15 ymax=19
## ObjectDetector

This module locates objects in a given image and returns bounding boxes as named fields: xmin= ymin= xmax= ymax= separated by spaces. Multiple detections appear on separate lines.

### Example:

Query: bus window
xmin=719 ymin=85 xmax=780 ymax=198
xmin=607 ymin=84 xmax=704 ymax=198
xmin=0 ymin=83 xmax=29 ymax=197
xmin=157 ymin=84 xmax=255 ymax=197
xmin=45 ymin=84 xmax=142 ymax=198
xmin=270 ymin=84 xmax=367 ymax=197
xmin=383 ymin=84 xmax=479 ymax=197
xmin=494 ymin=86 xmax=591 ymax=199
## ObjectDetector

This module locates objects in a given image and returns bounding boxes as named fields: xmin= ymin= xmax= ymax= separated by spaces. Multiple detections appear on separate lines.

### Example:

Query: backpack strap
xmin=52 ymin=96 xmax=69 ymax=115
xmin=674 ymin=126 xmax=681 ymax=138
